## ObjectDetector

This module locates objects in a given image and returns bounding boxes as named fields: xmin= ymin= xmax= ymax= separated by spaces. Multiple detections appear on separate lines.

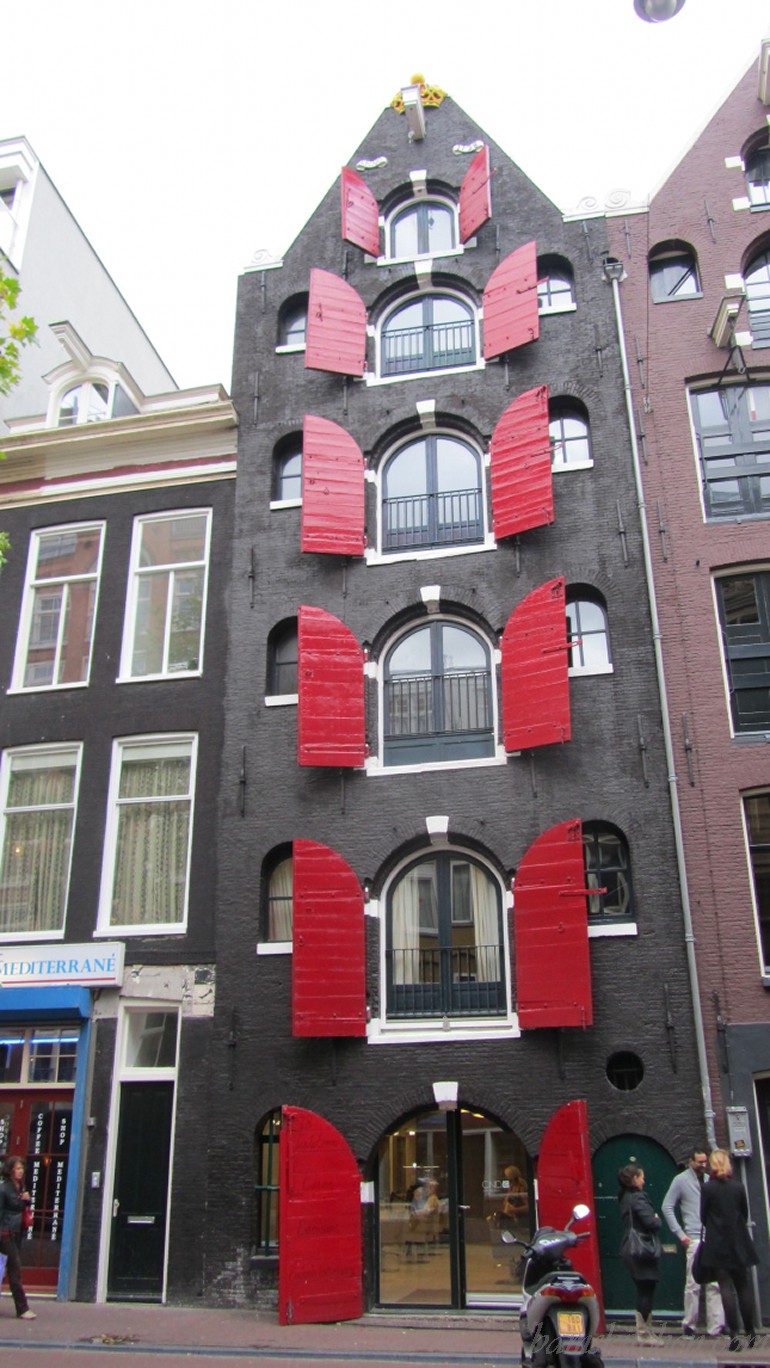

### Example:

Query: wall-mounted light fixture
xmin=633 ymin=0 xmax=686 ymax=20
xmin=401 ymin=85 xmax=426 ymax=141
xmin=432 ymin=1080 xmax=459 ymax=1111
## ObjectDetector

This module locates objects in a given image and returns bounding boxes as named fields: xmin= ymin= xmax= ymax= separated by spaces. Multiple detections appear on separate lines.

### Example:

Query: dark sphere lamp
xmin=634 ymin=0 xmax=686 ymax=20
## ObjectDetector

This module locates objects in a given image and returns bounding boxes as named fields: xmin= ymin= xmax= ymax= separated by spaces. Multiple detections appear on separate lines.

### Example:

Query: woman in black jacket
xmin=0 ymin=1156 xmax=35 ymax=1319
xmin=700 ymin=1150 xmax=758 ymax=1352
xmin=618 ymin=1164 xmax=663 ymax=1344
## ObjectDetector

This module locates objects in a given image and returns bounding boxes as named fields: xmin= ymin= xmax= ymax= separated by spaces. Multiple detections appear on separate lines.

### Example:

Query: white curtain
xmin=471 ymin=863 xmax=499 ymax=982
xmin=268 ymin=858 xmax=293 ymax=940
xmin=391 ymin=868 xmax=425 ymax=984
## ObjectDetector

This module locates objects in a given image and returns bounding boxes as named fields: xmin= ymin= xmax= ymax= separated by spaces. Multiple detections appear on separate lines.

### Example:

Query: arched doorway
xmin=376 ymin=1106 xmax=532 ymax=1309
xmin=593 ymin=1134 xmax=685 ymax=1317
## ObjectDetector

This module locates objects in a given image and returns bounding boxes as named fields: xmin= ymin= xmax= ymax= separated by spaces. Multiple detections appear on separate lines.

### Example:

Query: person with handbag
xmin=662 ymin=1147 xmax=724 ymax=1337
xmin=618 ymin=1163 xmax=664 ymax=1344
xmin=0 ymin=1156 xmax=35 ymax=1319
xmin=698 ymin=1149 xmax=758 ymax=1352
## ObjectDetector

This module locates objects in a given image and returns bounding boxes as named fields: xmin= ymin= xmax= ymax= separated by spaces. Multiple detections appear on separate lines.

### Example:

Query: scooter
xmin=502 ymin=1203 xmax=603 ymax=1368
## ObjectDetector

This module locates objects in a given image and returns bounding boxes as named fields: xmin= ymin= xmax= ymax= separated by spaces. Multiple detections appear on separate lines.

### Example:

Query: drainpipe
xmin=602 ymin=255 xmax=717 ymax=1149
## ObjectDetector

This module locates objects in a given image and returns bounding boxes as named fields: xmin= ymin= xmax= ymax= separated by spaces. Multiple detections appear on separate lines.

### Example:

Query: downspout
xmin=602 ymin=255 xmax=717 ymax=1148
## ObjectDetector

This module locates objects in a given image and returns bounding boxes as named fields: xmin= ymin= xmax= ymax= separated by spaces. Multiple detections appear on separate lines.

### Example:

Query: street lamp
xmin=634 ymin=0 xmax=686 ymax=20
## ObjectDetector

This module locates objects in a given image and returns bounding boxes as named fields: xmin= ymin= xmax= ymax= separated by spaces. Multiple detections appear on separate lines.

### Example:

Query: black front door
xmin=108 ymin=1081 xmax=173 ymax=1300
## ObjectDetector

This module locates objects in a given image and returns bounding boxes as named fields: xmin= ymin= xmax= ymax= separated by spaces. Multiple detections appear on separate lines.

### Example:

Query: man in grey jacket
xmin=662 ymin=1148 xmax=724 ymax=1337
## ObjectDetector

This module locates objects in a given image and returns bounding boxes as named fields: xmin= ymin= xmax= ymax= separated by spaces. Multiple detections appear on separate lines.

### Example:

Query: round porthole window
xmin=606 ymin=1051 xmax=644 ymax=1091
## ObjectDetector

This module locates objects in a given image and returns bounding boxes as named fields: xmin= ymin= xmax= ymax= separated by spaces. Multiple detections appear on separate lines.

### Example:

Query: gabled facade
xmin=212 ymin=82 xmax=704 ymax=1320
xmin=0 ymin=334 xmax=236 ymax=1302
xmin=607 ymin=38 xmax=770 ymax=1317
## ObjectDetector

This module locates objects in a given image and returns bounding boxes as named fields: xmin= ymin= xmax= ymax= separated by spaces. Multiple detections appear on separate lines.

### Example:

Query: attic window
xmin=56 ymin=381 xmax=136 ymax=428
xmin=746 ymin=144 xmax=770 ymax=208
xmin=387 ymin=198 xmax=457 ymax=261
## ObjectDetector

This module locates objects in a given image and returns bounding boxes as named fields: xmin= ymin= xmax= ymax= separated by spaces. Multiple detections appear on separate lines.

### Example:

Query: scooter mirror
xmin=500 ymin=1230 xmax=516 ymax=1244
xmin=572 ymin=1203 xmax=590 ymax=1221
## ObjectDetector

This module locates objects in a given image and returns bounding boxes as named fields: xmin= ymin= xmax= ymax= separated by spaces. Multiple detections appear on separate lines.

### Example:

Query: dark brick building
xmin=211 ymin=81 xmax=705 ymax=1321
xmin=607 ymin=38 xmax=770 ymax=1318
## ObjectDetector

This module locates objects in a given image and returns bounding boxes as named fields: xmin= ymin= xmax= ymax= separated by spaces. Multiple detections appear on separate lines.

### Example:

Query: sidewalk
xmin=0 ymin=1299 xmax=766 ymax=1365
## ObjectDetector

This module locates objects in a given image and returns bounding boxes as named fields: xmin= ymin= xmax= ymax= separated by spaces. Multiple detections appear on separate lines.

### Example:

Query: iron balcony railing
xmin=382 ymin=319 xmax=475 ymax=376
xmin=388 ymin=944 xmax=505 ymax=1017
xmin=385 ymin=668 xmax=491 ymax=739
xmin=384 ymin=488 xmax=482 ymax=550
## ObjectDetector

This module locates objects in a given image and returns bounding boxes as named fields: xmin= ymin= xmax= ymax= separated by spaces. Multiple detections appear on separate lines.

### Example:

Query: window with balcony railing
xmin=380 ymin=294 xmax=475 ymax=377
xmin=383 ymin=621 xmax=494 ymax=766
xmin=386 ymin=852 xmax=505 ymax=1019
xmin=382 ymin=434 xmax=483 ymax=552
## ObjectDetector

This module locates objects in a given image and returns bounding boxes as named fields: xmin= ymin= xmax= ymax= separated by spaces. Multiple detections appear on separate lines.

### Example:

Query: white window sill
xmin=376 ymin=246 xmax=466 ymax=269
xmin=0 ymin=929 xmax=65 ymax=943
xmin=93 ymin=924 xmax=187 ymax=938
xmin=538 ymin=303 xmax=577 ymax=316
xmin=568 ymin=663 xmax=614 ymax=678
xmin=366 ymin=360 xmax=485 ymax=389
xmin=256 ymin=941 xmax=292 ymax=956
xmin=552 ymin=459 xmax=594 ymax=473
xmin=7 ymin=680 xmax=90 ymax=695
xmin=269 ymin=498 xmax=302 ymax=511
xmin=365 ymin=539 xmax=494 ymax=567
xmin=588 ymin=921 xmax=637 ymax=938
xmin=367 ymin=1014 xmax=520 ymax=1045
xmin=116 ymin=671 xmax=203 ymax=685
xmin=264 ymin=693 xmax=298 ymax=707
xmin=275 ymin=343 xmax=306 ymax=355
xmin=366 ymin=750 xmax=507 ymax=777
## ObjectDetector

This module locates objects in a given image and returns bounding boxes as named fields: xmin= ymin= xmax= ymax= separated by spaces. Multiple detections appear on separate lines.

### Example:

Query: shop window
xmin=254 ymin=1110 xmax=281 ymax=1254
xmin=277 ymin=295 xmax=308 ymax=350
xmin=690 ymin=386 xmax=770 ymax=520
xmin=537 ymin=256 xmax=576 ymax=314
xmin=272 ymin=439 xmax=302 ymax=504
xmin=386 ymin=851 xmax=505 ymax=1019
xmin=381 ymin=434 xmax=483 ymax=552
xmin=266 ymin=620 xmax=298 ymax=699
xmin=583 ymin=822 xmax=634 ymax=923
xmin=0 ymin=745 xmax=82 ymax=939
xmin=549 ymin=402 xmax=592 ymax=470
xmin=649 ymin=241 xmax=701 ymax=302
xmin=97 ymin=735 xmax=196 ymax=935
xmin=0 ymin=1027 xmax=79 ymax=1085
xmin=11 ymin=522 xmax=105 ymax=691
xmin=744 ymin=246 xmax=770 ymax=347
xmin=745 ymin=141 xmax=770 ymax=208
xmin=380 ymin=292 xmax=476 ymax=378
xmin=716 ymin=571 xmax=770 ymax=733
xmin=120 ymin=510 xmax=211 ymax=680
xmin=566 ymin=590 xmax=612 ymax=674
xmin=744 ymin=792 xmax=770 ymax=971
xmin=383 ymin=620 xmax=495 ymax=767
xmin=262 ymin=848 xmax=293 ymax=942
xmin=386 ymin=198 xmax=457 ymax=261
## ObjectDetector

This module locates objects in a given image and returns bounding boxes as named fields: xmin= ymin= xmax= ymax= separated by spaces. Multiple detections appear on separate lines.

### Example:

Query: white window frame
xmin=380 ymin=194 xmax=462 ymax=267
xmin=566 ymin=595 xmax=613 ymax=677
xmin=740 ymin=790 xmax=770 ymax=977
xmin=537 ymin=274 xmax=577 ymax=316
xmin=10 ymin=522 xmax=105 ymax=693
xmin=96 ymin=734 xmax=197 ymax=938
xmin=370 ymin=289 xmax=483 ymax=386
xmin=119 ymin=510 xmax=212 ymax=683
xmin=550 ymin=410 xmax=594 ymax=473
xmin=0 ymin=743 xmax=83 ymax=942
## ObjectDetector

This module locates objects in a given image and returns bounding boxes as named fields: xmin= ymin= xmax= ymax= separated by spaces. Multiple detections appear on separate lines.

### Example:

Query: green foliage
xmin=0 ymin=271 xmax=36 ymax=396
xmin=0 ymin=530 xmax=8 ymax=570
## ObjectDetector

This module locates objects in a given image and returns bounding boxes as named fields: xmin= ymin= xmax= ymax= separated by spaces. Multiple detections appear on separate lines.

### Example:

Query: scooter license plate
xmin=557 ymin=1311 xmax=584 ymax=1338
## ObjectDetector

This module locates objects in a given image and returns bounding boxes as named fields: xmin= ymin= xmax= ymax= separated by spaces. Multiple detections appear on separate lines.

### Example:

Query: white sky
xmin=4 ymin=0 xmax=770 ymax=391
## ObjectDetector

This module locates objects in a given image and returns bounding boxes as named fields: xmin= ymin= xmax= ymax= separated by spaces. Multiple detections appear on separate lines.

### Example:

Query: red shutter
xmin=292 ymin=839 xmax=366 ymax=1038
xmin=278 ymin=1106 xmax=363 ymax=1325
xmin=537 ymin=1100 xmax=605 ymax=1331
xmin=482 ymin=241 xmax=539 ymax=359
xmin=490 ymin=385 xmax=553 ymax=539
xmin=301 ymin=416 xmax=365 ymax=557
xmin=298 ymin=606 xmax=365 ymax=768
xmin=459 ymin=144 xmax=491 ymax=243
xmin=501 ymin=578 xmax=570 ymax=751
xmin=513 ymin=819 xmax=593 ymax=1028
xmin=305 ymin=268 xmax=367 ymax=377
xmin=341 ymin=167 xmax=380 ymax=257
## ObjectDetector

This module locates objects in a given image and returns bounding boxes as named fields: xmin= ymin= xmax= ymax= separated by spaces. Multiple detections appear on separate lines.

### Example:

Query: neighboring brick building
xmin=211 ymin=81 xmax=705 ymax=1321
xmin=607 ymin=38 xmax=770 ymax=1319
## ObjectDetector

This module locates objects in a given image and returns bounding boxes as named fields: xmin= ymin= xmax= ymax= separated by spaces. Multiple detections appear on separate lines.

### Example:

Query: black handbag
xmin=627 ymin=1224 xmax=661 ymax=1262
xmin=692 ymin=1232 xmax=713 ymax=1285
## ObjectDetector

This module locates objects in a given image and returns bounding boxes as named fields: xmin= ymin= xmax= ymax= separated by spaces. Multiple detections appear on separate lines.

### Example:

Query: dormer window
xmin=56 ymin=380 xmax=136 ymax=428
xmin=388 ymin=199 xmax=457 ymax=261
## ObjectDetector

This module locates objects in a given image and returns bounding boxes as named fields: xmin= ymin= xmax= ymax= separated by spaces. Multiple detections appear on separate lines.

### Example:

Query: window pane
xmin=27 ymin=1028 xmax=78 ymax=1084
xmin=125 ymin=1012 xmax=178 ymax=1068
xmin=392 ymin=208 xmax=420 ymax=259
xmin=385 ymin=442 xmax=428 ymax=498
xmin=746 ymin=794 xmax=770 ymax=968
xmin=435 ymin=438 xmax=477 ymax=491
xmin=277 ymin=452 xmax=302 ymax=500
xmin=20 ymin=527 xmax=102 ymax=689
xmin=128 ymin=515 xmax=208 ymax=678
xmin=389 ymin=627 xmax=431 ymax=675
xmin=140 ymin=515 xmax=207 ymax=567
xmin=0 ymin=750 xmax=79 ymax=935
xmin=110 ymin=745 xmax=193 ymax=928
xmin=0 ymin=1030 xmax=24 ymax=1083
xmin=722 ymin=578 xmax=759 ymax=625
xmin=168 ymin=568 xmax=204 ymax=672
xmin=132 ymin=573 xmax=169 ymax=675
xmin=441 ymin=625 xmax=487 ymax=672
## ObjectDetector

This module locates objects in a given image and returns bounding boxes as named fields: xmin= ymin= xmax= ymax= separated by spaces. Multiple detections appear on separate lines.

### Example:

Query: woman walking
xmin=700 ymin=1150 xmax=758 ymax=1352
xmin=0 ymin=1156 xmax=35 ymax=1319
xmin=618 ymin=1164 xmax=663 ymax=1344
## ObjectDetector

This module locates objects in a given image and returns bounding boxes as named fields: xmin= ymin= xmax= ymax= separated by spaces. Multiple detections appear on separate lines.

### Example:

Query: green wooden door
xmin=593 ymin=1134 xmax=685 ymax=1318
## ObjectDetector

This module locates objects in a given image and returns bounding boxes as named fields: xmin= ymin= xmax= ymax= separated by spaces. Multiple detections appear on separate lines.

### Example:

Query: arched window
xmin=648 ymin=242 xmax=701 ymax=302
xmin=549 ymin=402 xmax=592 ymax=470
xmin=262 ymin=847 xmax=293 ymax=941
xmin=387 ymin=198 xmax=457 ymax=261
xmin=266 ymin=619 xmax=298 ymax=697
xmin=381 ymin=434 xmax=483 ymax=552
xmin=745 ymin=140 xmax=770 ymax=207
xmin=582 ymin=822 xmax=634 ymax=922
xmin=386 ymin=850 xmax=505 ymax=1018
xmin=272 ymin=437 xmax=302 ymax=503
xmin=380 ymin=293 xmax=476 ymax=377
xmin=277 ymin=294 xmax=308 ymax=349
xmin=566 ymin=591 xmax=612 ymax=674
xmin=57 ymin=382 xmax=109 ymax=427
xmin=745 ymin=246 xmax=770 ymax=346
xmin=537 ymin=256 xmax=576 ymax=314
xmin=383 ymin=620 xmax=494 ymax=766
xmin=253 ymin=1109 xmax=281 ymax=1254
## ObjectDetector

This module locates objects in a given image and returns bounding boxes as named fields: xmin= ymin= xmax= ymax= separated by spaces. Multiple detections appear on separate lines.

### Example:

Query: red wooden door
xmin=0 ymin=1089 xmax=74 ymax=1291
